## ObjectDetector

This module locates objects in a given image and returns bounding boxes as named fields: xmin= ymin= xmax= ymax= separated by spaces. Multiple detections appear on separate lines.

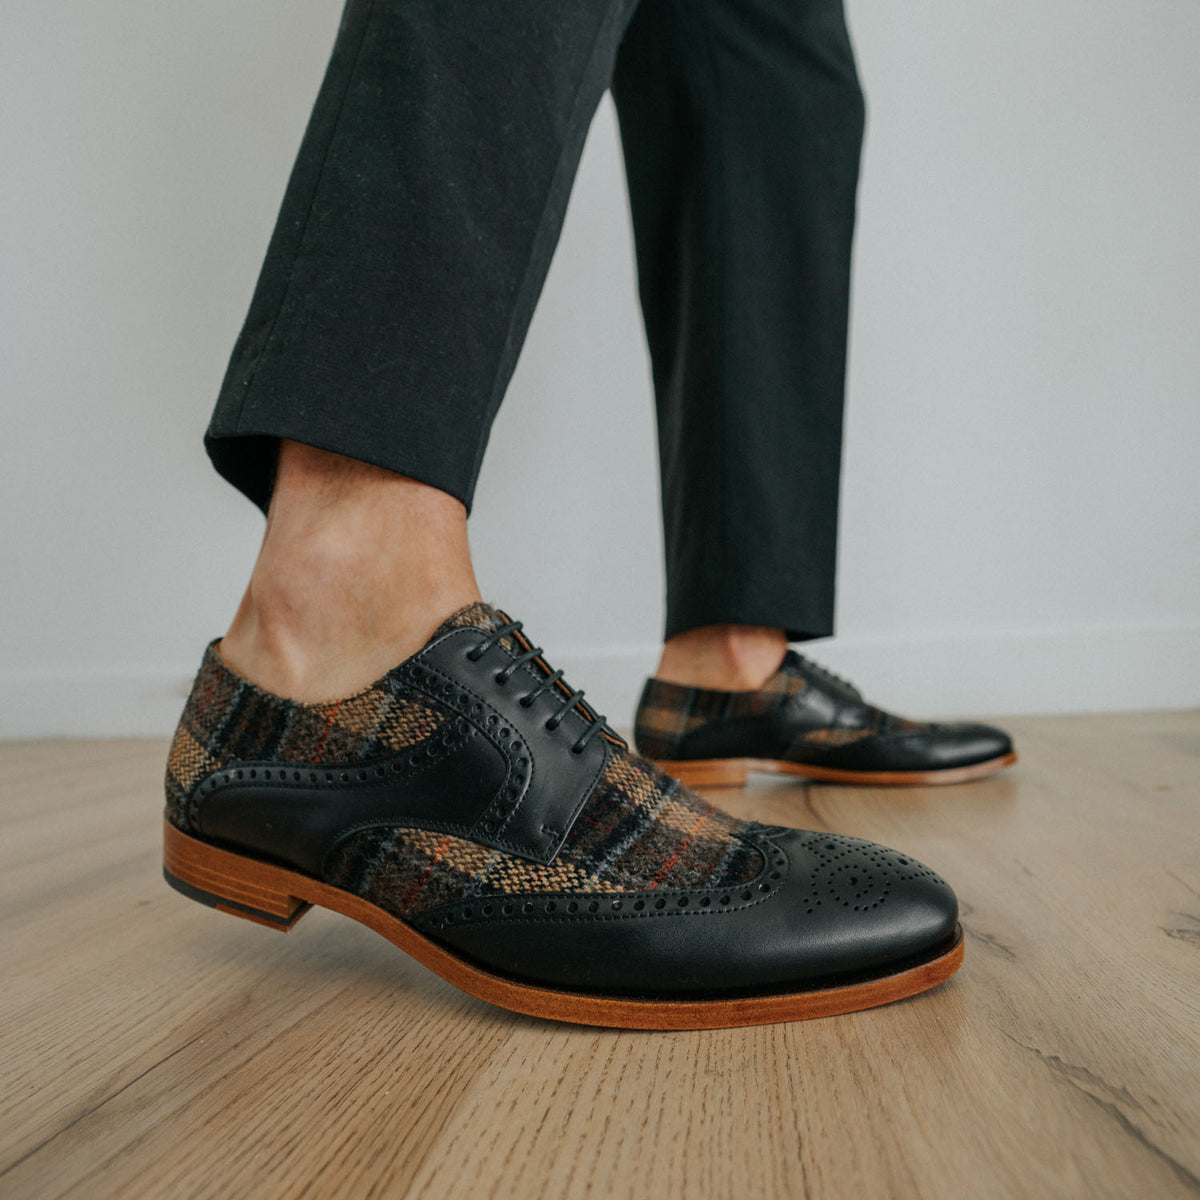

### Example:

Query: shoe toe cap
xmin=827 ymin=720 xmax=1014 ymax=774
xmin=770 ymin=828 xmax=960 ymax=980
xmin=938 ymin=721 xmax=1014 ymax=765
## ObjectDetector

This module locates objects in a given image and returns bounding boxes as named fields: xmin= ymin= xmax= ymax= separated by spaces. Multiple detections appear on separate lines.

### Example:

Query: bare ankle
xmin=218 ymin=442 xmax=482 ymax=702
xmin=655 ymin=625 xmax=788 ymax=692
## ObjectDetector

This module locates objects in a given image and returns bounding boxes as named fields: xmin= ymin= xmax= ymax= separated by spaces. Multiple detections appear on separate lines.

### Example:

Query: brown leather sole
xmin=656 ymin=752 xmax=1018 ymax=790
xmin=163 ymin=821 xmax=963 ymax=1030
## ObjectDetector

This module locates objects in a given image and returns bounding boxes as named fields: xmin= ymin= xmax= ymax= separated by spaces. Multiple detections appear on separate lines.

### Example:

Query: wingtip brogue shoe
xmin=163 ymin=604 xmax=963 ymax=1029
xmin=636 ymin=650 xmax=1016 ymax=788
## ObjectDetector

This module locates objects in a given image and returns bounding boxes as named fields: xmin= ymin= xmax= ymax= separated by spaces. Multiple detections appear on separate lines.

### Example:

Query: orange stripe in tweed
xmin=197 ymin=674 xmax=218 ymax=719
xmin=649 ymin=801 xmax=714 ymax=888
xmin=312 ymin=699 xmax=341 ymax=764
xmin=401 ymin=834 xmax=453 ymax=916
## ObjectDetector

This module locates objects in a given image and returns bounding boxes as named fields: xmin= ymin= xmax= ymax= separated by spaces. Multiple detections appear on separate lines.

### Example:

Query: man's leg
xmin=208 ymin=0 xmax=638 ymax=697
xmin=612 ymin=0 xmax=866 ymax=673
xmin=614 ymin=1 xmax=1014 ymax=784
xmin=208 ymin=0 xmax=637 ymax=518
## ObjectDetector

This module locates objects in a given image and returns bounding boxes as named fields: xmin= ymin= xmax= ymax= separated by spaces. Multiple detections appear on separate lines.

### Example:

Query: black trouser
xmin=206 ymin=0 xmax=866 ymax=642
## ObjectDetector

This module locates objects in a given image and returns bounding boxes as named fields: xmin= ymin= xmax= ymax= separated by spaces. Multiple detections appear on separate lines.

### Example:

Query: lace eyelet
xmin=545 ymin=718 xmax=560 ymax=732
xmin=519 ymin=696 xmax=533 ymax=708
xmin=494 ymin=671 xmax=510 ymax=686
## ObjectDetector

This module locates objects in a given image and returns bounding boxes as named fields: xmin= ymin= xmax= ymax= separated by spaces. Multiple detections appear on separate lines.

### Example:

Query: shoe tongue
xmin=431 ymin=600 xmax=527 ymax=662
xmin=433 ymin=600 xmax=510 ymax=640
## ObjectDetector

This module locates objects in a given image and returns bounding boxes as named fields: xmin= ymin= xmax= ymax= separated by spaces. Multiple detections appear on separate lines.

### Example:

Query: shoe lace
xmin=466 ymin=620 xmax=607 ymax=754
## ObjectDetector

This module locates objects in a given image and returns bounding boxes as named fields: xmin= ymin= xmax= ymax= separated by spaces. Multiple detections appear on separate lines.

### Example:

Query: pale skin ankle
xmin=218 ymin=440 xmax=482 ymax=703
xmin=654 ymin=625 xmax=788 ymax=692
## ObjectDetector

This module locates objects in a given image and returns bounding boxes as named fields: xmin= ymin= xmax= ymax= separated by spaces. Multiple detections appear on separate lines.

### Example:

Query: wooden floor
xmin=2 ymin=712 xmax=1198 ymax=1199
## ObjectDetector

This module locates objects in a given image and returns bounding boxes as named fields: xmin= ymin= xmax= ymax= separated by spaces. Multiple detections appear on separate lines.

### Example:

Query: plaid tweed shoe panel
xmin=635 ymin=651 xmax=1016 ymax=788
xmin=163 ymin=604 xmax=964 ymax=1029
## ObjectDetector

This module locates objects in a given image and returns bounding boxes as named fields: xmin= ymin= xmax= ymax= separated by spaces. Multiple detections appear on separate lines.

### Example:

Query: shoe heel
xmin=655 ymin=758 xmax=750 ymax=788
xmin=163 ymin=820 xmax=311 ymax=931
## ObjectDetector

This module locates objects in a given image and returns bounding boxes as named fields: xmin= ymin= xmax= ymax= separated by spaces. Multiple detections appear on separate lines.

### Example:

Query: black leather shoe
xmin=163 ymin=603 xmax=963 ymax=1029
xmin=635 ymin=651 xmax=1016 ymax=788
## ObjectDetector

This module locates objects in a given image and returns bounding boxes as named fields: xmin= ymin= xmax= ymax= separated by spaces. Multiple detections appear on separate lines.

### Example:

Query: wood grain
xmin=2 ymin=712 xmax=1198 ymax=1199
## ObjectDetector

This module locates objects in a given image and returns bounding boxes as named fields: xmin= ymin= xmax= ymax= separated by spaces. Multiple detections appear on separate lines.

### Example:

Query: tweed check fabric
xmin=438 ymin=600 xmax=521 ymax=649
xmin=164 ymin=603 xmax=764 ymax=918
xmin=163 ymin=642 xmax=450 ymax=834
xmin=633 ymin=651 xmax=926 ymax=761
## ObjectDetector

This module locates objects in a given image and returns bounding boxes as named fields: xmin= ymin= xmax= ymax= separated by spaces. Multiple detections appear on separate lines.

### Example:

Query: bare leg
xmin=218 ymin=440 xmax=482 ymax=702
xmin=654 ymin=625 xmax=788 ymax=692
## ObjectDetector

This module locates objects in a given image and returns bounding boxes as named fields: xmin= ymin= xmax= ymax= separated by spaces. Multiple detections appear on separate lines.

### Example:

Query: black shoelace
xmin=467 ymin=620 xmax=607 ymax=754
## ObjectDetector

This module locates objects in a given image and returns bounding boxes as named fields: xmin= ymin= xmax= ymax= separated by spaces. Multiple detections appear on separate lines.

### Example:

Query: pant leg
xmin=207 ymin=0 xmax=638 ymax=513
xmin=611 ymin=0 xmax=866 ymax=642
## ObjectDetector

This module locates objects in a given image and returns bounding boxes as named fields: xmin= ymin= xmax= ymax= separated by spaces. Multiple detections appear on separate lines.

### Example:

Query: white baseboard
xmin=2 ymin=624 xmax=1197 ymax=739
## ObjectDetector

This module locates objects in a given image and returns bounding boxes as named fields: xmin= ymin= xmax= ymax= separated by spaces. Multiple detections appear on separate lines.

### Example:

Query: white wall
xmin=2 ymin=1 xmax=1198 ymax=738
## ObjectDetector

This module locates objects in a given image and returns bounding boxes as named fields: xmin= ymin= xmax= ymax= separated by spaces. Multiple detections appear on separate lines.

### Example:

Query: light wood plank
xmin=1 ymin=714 xmax=1198 ymax=1199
